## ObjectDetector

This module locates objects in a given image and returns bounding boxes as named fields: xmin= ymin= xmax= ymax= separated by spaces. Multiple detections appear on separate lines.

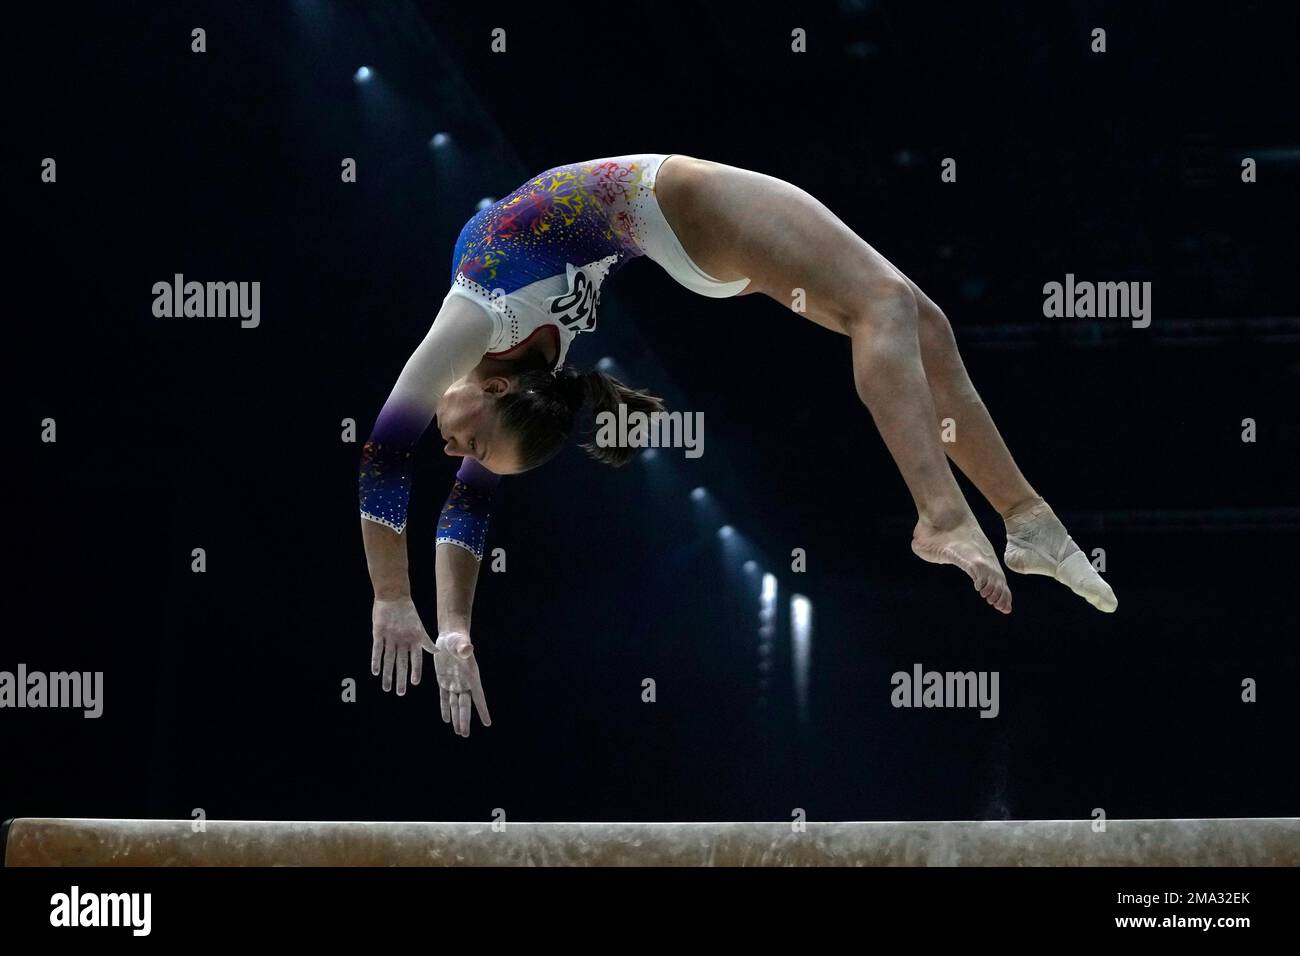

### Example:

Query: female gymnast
xmin=359 ymin=153 xmax=1117 ymax=736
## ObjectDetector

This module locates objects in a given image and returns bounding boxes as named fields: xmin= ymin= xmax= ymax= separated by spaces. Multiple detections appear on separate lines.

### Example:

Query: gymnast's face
xmin=436 ymin=377 xmax=523 ymax=474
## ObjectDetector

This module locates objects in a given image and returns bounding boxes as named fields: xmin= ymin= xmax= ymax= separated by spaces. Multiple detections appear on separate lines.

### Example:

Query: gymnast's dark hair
xmin=497 ymin=363 xmax=665 ymax=471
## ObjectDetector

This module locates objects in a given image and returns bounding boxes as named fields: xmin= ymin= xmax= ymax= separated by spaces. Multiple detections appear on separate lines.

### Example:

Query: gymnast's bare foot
xmin=912 ymin=514 xmax=1013 ymax=614
xmin=1002 ymin=499 xmax=1118 ymax=612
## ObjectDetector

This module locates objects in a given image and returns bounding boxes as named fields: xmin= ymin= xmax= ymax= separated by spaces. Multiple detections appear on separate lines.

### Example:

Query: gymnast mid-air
xmin=358 ymin=153 xmax=1117 ymax=735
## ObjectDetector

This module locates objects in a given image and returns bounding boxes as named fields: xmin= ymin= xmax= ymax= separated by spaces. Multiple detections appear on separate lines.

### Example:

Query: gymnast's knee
xmin=916 ymin=300 xmax=979 ymax=396
xmin=916 ymin=296 xmax=959 ymax=353
xmin=843 ymin=275 xmax=918 ymax=337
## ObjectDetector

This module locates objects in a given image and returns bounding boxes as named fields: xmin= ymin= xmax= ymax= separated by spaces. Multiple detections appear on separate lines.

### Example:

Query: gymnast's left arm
xmin=360 ymin=303 xmax=492 ymax=695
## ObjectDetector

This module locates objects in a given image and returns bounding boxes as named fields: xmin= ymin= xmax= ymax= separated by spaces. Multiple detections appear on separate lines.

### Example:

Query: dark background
xmin=6 ymin=0 xmax=1297 ymax=825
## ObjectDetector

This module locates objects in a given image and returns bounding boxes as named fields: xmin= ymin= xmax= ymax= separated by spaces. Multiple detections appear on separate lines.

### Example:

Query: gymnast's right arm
xmin=427 ymin=457 xmax=498 ymax=735
xmin=359 ymin=303 xmax=493 ymax=694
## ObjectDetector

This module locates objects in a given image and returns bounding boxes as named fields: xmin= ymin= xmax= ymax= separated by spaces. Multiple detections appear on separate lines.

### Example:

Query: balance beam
xmin=5 ymin=817 xmax=1298 ymax=866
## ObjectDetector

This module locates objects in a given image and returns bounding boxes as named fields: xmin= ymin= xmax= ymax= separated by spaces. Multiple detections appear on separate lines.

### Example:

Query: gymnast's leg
xmin=660 ymin=159 xmax=1012 ymax=613
xmin=841 ymin=274 xmax=1013 ymax=613
xmin=664 ymin=155 xmax=1115 ymax=614
xmin=883 ymin=263 xmax=1117 ymax=612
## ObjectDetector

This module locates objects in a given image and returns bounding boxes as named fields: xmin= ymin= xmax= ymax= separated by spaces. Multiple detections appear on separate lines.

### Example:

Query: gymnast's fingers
xmin=447 ymin=687 xmax=461 ymax=734
xmin=458 ymin=692 xmax=472 ymax=737
xmin=370 ymin=633 xmax=383 ymax=677
xmin=409 ymin=645 xmax=423 ymax=686
xmin=438 ymin=684 xmax=452 ymax=724
xmin=471 ymin=676 xmax=491 ymax=728
xmin=381 ymin=639 xmax=396 ymax=693
xmin=451 ymin=691 xmax=465 ymax=736
xmin=395 ymin=648 xmax=409 ymax=696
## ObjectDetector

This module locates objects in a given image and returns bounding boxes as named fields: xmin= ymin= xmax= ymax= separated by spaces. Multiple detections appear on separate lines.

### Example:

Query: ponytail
xmin=496 ymin=365 xmax=665 ymax=471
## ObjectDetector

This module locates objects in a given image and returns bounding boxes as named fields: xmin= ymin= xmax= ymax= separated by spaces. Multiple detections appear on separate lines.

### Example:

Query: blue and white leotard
xmin=359 ymin=153 xmax=750 ymax=555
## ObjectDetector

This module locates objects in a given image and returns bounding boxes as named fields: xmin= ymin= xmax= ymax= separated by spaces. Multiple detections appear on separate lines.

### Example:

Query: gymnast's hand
xmin=370 ymin=596 xmax=436 ymax=696
xmin=433 ymin=630 xmax=492 ymax=737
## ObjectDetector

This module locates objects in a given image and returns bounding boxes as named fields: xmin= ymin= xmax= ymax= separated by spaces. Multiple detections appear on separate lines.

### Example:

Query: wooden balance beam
xmin=5 ymin=817 xmax=1298 ymax=866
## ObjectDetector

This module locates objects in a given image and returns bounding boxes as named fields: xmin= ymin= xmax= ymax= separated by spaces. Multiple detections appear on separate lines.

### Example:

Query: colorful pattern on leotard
xmin=435 ymin=458 xmax=501 ymax=560
xmin=450 ymin=158 xmax=652 ymax=295
xmin=360 ymin=158 xmax=660 ymax=535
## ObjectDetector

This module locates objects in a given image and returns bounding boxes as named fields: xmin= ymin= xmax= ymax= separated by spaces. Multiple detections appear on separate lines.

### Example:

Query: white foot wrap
xmin=1004 ymin=504 xmax=1118 ymax=613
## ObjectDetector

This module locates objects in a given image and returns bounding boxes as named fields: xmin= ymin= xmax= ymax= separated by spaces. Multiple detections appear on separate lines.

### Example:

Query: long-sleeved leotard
xmin=357 ymin=309 xmax=493 ymax=533
xmin=359 ymin=155 xmax=663 ymax=535
xmin=359 ymin=154 xmax=751 ymax=539
xmin=436 ymin=457 xmax=501 ymax=559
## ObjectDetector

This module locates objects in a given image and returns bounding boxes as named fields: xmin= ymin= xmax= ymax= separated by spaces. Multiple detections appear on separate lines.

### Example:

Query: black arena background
xmin=3 ymin=0 xmax=1297 ymax=926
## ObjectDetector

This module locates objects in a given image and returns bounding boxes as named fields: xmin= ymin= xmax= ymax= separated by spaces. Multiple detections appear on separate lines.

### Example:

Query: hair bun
xmin=553 ymin=366 xmax=588 ymax=410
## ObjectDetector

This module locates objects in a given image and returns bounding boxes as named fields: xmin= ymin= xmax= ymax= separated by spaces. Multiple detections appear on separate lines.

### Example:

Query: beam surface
xmin=4 ymin=817 xmax=1298 ymax=867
